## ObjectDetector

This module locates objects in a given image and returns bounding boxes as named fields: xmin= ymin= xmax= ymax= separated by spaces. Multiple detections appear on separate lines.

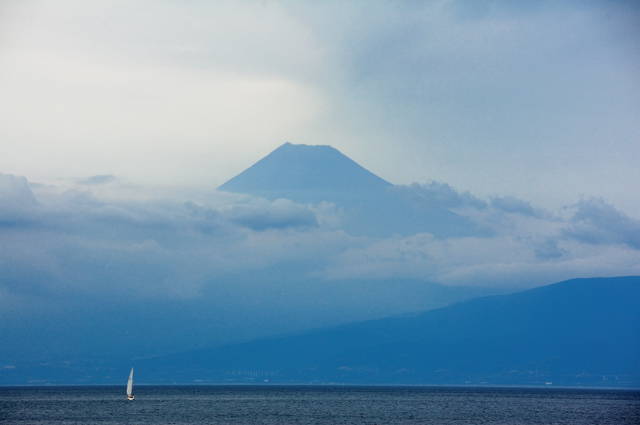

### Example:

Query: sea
xmin=1 ymin=385 xmax=638 ymax=424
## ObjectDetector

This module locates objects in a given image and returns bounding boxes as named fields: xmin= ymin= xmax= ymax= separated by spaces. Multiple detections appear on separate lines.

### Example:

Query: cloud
xmin=392 ymin=182 xmax=488 ymax=210
xmin=0 ymin=176 xmax=340 ymax=302
xmin=564 ymin=197 xmax=640 ymax=249
xmin=2 ymin=172 xmax=640 ymax=305
xmin=77 ymin=174 xmax=116 ymax=185
xmin=226 ymin=198 xmax=319 ymax=231
xmin=533 ymin=237 xmax=565 ymax=260
xmin=323 ymin=228 xmax=640 ymax=288
xmin=0 ymin=173 xmax=37 ymax=207
xmin=0 ymin=173 xmax=39 ymax=227
xmin=491 ymin=195 xmax=536 ymax=217
xmin=320 ymin=193 xmax=640 ymax=287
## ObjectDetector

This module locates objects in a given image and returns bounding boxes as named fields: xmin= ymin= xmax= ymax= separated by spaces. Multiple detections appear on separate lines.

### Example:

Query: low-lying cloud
xmin=2 ymin=173 xmax=639 ymax=302
xmin=564 ymin=197 xmax=640 ymax=250
xmin=77 ymin=174 xmax=117 ymax=186
xmin=491 ymin=196 xmax=537 ymax=217
xmin=392 ymin=182 xmax=488 ymax=210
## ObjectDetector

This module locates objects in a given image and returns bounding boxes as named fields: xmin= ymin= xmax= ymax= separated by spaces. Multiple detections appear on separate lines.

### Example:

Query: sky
xmin=1 ymin=1 xmax=640 ymax=358
xmin=0 ymin=0 xmax=638 ymax=212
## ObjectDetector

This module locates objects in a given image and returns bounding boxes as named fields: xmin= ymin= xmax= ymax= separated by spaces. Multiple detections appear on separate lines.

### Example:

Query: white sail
xmin=127 ymin=367 xmax=134 ymax=396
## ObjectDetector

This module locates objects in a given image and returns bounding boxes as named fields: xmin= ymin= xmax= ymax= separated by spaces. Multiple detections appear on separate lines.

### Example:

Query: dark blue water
xmin=1 ymin=386 xmax=638 ymax=424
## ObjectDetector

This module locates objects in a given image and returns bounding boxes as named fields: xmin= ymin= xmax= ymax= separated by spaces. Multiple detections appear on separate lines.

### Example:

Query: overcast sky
xmin=1 ymin=0 xmax=638 ymax=214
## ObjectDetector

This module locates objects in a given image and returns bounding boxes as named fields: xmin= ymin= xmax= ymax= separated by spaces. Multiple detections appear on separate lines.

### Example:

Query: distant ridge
xmin=218 ymin=142 xmax=392 ymax=205
xmin=140 ymin=276 xmax=640 ymax=387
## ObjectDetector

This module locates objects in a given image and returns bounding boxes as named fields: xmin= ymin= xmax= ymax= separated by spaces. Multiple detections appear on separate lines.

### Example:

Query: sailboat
xmin=126 ymin=367 xmax=135 ymax=400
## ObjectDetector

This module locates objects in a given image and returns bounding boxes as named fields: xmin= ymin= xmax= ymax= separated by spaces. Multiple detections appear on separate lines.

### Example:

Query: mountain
xmin=218 ymin=143 xmax=475 ymax=238
xmin=138 ymin=276 xmax=640 ymax=387
xmin=218 ymin=142 xmax=393 ymax=204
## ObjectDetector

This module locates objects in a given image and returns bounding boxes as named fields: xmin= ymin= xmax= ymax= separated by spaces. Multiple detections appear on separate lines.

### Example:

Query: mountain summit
xmin=218 ymin=143 xmax=392 ymax=205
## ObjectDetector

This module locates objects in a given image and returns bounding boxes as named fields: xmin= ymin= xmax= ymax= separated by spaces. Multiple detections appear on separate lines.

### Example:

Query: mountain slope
xmin=141 ymin=276 xmax=640 ymax=387
xmin=0 ymin=278 xmax=504 ymax=385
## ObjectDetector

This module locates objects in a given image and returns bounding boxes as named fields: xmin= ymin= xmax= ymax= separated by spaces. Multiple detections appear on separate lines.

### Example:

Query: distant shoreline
xmin=2 ymin=383 xmax=639 ymax=391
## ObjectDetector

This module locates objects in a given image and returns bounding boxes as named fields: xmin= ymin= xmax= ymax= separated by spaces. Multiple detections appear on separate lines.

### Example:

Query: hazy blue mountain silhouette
xmin=139 ymin=276 xmax=640 ymax=387
xmin=219 ymin=142 xmax=393 ymax=204
xmin=218 ymin=143 xmax=474 ymax=238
